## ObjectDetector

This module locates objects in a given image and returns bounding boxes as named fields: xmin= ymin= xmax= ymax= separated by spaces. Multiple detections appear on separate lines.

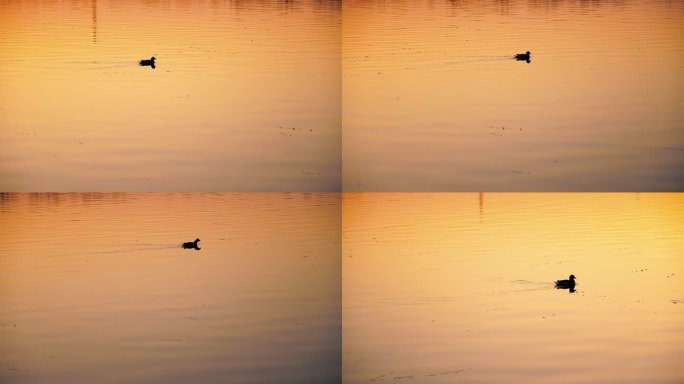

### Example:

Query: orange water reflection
xmin=343 ymin=0 xmax=684 ymax=190
xmin=343 ymin=193 xmax=684 ymax=383
xmin=0 ymin=1 xmax=340 ymax=191
xmin=0 ymin=193 xmax=341 ymax=383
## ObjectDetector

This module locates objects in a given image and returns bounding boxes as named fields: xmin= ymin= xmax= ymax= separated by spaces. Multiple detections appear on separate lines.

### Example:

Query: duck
xmin=182 ymin=238 xmax=201 ymax=249
xmin=139 ymin=56 xmax=156 ymax=67
xmin=515 ymin=51 xmax=531 ymax=61
xmin=555 ymin=274 xmax=576 ymax=289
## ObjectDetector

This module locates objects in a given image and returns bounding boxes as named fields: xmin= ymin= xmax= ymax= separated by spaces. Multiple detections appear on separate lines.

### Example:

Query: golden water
xmin=343 ymin=193 xmax=684 ymax=383
xmin=343 ymin=0 xmax=684 ymax=190
xmin=0 ymin=193 xmax=341 ymax=383
xmin=0 ymin=1 xmax=340 ymax=191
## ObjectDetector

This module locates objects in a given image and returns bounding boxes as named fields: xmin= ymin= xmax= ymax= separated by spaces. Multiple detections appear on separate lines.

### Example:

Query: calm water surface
xmin=343 ymin=193 xmax=684 ymax=383
xmin=0 ymin=1 xmax=340 ymax=191
xmin=0 ymin=193 xmax=341 ymax=383
xmin=343 ymin=1 xmax=684 ymax=190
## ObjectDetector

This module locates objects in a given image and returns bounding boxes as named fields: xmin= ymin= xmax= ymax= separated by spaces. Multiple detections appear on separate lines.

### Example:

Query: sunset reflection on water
xmin=343 ymin=193 xmax=684 ymax=383
xmin=1 ymin=1 xmax=341 ymax=191
xmin=343 ymin=0 xmax=684 ymax=191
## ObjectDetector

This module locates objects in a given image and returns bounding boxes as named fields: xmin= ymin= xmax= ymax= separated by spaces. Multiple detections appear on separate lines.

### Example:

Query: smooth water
xmin=343 ymin=193 xmax=684 ymax=383
xmin=343 ymin=0 xmax=684 ymax=191
xmin=0 ymin=1 xmax=341 ymax=191
xmin=0 ymin=193 xmax=341 ymax=383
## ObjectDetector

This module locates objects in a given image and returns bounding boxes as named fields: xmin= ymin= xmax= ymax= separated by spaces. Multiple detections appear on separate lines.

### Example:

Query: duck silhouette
xmin=555 ymin=274 xmax=576 ymax=290
xmin=139 ymin=56 xmax=156 ymax=68
xmin=514 ymin=51 xmax=531 ymax=63
xmin=182 ymin=238 xmax=201 ymax=250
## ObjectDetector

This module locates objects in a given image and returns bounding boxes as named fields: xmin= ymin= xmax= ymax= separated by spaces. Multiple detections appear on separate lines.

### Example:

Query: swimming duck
xmin=515 ymin=51 xmax=531 ymax=61
xmin=515 ymin=51 xmax=530 ymax=60
xmin=555 ymin=274 xmax=576 ymax=289
xmin=182 ymin=238 xmax=201 ymax=249
xmin=139 ymin=56 xmax=156 ymax=67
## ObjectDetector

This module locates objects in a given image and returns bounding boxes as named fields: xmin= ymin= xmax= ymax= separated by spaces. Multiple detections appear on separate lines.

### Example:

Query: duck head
xmin=569 ymin=274 xmax=576 ymax=280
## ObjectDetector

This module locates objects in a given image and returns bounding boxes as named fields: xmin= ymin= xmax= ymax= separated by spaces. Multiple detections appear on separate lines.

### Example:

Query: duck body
xmin=182 ymin=238 xmax=201 ymax=250
xmin=139 ymin=56 xmax=156 ymax=68
xmin=515 ymin=51 xmax=531 ymax=62
xmin=555 ymin=274 xmax=576 ymax=289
